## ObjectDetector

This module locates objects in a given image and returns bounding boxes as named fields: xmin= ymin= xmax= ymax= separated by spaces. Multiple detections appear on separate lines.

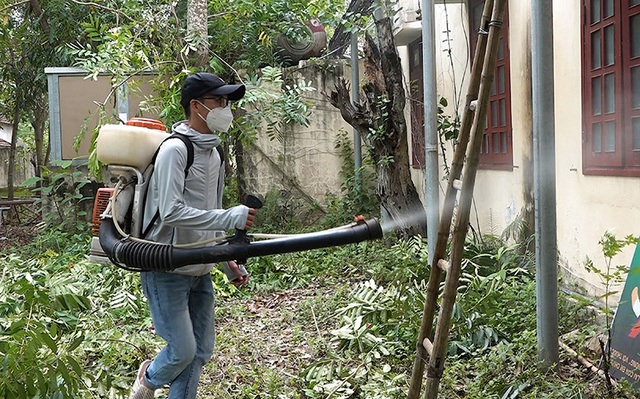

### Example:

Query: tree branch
xmin=92 ymin=61 xmax=180 ymax=114
xmin=327 ymin=78 xmax=373 ymax=135
xmin=327 ymin=0 xmax=375 ymax=58
xmin=69 ymin=0 xmax=135 ymax=22
xmin=0 ymin=0 xmax=29 ymax=14
xmin=28 ymin=0 xmax=49 ymax=34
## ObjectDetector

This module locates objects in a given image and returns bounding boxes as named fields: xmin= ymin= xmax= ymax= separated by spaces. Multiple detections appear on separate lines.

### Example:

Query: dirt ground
xmin=0 ymin=224 xmax=41 ymax=253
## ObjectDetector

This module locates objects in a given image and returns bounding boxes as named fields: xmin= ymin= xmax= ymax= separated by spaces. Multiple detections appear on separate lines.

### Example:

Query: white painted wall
xmin=0 ymin=121 xmax=12 ymax=143
xmin=397 ymin=0 xmax=635 ymax=299
xmin=552 ymin=0 xmax=638 ymax=298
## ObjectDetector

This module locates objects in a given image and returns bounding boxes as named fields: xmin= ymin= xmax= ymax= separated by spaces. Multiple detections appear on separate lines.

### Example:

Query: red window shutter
xmin=582 ymin=1 xmax=624 ymax=170
xmin=623 ymin=2 xmax=640 ymax=167
xmin=469 ymin=0 xmax=514 ymax=170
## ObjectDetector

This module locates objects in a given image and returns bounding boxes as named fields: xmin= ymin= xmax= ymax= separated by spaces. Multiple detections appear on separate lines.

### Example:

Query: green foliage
xmin=584 ymin=231 xmax=639 ymax=394
xmin=302 ymin=232 xmax=542 ymax=396
xmin=322 ymin=131 xmax=379 ymax=229
xmin=72 ymin=17 xmax=146 ymax=79
xmin=0 ymin=257 xmax=87 ymax=398
xmin=235 ymin=66 xmax=316 ymax=144
xmin=0 ymin=226 xmax=245 ymax=398
xmin=332 ymin=278 xmax=422 ymax=354
xmin=298 ymin=240 xmax=425 ymax=395
xmin=447 ymin=235 xmax=535 ymax=355
xmin=246 ymin=237 xmax=406 ymax=292
xmin=437 ymin=97 xmax=460 ymax=142
xmin=0 ymin=0 xmax=91 ymax=193
xmin=66 ymin=2 xmax=187 ymax=176
xmin=367 ymin=96 xmax=392 ymax=144
xmin=69 ymin=2 xmax=183 ymax=78
xmin=0 ymin=2 xmax=53 ymax=111
xmin=4 ymin=216 xmax=639 ymax=397
xmin=208 ymin=0 xmax=345 ymax=70
xmin=441 ymin=331 xmax=558 ymax=398
xmin=585 ymin=231 xmax=638 ymax=310
xmin=22 ymin=160 xmax=92 ymax=233
xmin=58 ymin=0 xmax=348 ymax=179
xmin=252 ymin=188 xmax=305 ymax=234
xmin=15 ymin=121 xmax=38 ymax=168
xmin=364 ymin=235 xmax=430 ymax=284
xmin=292 ymin=228 xmax=637 ymax=398
xmin=0 ymin=232 xmax=100 ymax=398
xmin=244 ymin=126 xmax=379 ymax=236
xmin=437 ymin=96 xmax=461 ymax=178
xmin=441 ymin=328 xmax=637 ymax=399
xmin=303 ymin=279 xmax=410 ymax=398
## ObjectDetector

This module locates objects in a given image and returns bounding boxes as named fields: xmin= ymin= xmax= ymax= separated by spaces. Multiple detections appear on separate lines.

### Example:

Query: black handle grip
xmin=240 ymin=193 xmax=263 ymax=209
xmin=230 ymin=193 xmax=263 ymax=265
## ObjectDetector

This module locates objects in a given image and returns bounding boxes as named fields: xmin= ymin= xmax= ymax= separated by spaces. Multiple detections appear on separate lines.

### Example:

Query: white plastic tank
xmin=96 ymin=118 xmax=169 ymax=171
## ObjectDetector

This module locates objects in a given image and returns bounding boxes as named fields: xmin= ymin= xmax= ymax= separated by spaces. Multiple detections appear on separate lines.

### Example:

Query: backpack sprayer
xmin=91 ymin=118 xmax=383 ymax=272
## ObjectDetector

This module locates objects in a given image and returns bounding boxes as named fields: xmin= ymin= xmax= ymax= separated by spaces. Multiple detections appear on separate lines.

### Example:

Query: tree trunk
xmin=234 ymin=137 xmax=247 ymax=201
xmin=327 ymin=0 xmax=375 ymax=58
xmin=28 ymin=0 xmax=49 ymax=33
xmin=329 ymin=17 xmax=426 ymax=239
xmin=7 ymin=98 xmax=21 ymax=201
xmin=31 ymin=100 xmax=46 ymax=180
xmin=187 ymin=0 xmax=209 ymax=68
xmin=25 ymin=0 xmax=47 ymax=182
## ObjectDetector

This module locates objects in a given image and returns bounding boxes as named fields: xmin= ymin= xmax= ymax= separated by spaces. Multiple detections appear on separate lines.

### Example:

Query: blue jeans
xmin=140 ymin=272 xmax=215 ymax=399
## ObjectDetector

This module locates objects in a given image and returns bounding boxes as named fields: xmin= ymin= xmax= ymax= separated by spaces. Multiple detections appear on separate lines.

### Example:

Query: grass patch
xmin=0 ymin=186 xmax=33 ymax=198
xmin=205 ymin=283 xmax=349 ymax=398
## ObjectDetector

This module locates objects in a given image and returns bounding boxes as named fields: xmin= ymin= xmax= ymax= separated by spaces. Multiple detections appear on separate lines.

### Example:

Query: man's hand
xmin=244 ymin=207 xmax=256 ymax=230
xmin=228 ymin=260 xmax=249 ymax=286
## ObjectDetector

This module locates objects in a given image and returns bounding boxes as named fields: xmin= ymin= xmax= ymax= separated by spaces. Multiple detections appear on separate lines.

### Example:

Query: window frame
xmin=623 ymin=2 xmax=640 ymax=167
xmin=469 ymin=0 xmax=514 ymax=170
xmin=581 ymin=0 xmax=640 ymax=176
xmin=408 ymin=1 xmax=514 ymax=170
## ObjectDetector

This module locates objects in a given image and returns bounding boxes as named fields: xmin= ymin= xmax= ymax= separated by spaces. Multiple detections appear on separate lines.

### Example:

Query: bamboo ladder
xmin=407 ymin=1 xmax=508 ymax=398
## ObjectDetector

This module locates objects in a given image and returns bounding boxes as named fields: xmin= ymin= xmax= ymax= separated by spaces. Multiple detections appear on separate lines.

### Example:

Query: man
xmin=129 ymin=72 xmax=256 ymax=399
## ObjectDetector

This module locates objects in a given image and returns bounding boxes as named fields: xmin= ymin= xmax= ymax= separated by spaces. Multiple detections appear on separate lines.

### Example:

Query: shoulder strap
xmin=148 ymin=133 xmax=194 ymax=177
xmin=169 ymin=133 xmax=195 ymax=177
xmin=216 ymin=144 xmax=224 ymax=162
xmin=141 ymin=133 xmax=195 ymax=239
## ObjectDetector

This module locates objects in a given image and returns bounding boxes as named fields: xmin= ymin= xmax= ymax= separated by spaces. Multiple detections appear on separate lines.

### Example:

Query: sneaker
xmin=129 ymin=359 xmax=155 ymax=399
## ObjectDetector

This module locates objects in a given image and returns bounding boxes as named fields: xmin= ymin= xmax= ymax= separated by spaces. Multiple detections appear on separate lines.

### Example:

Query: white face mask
xmin=197 ymin=102 xmax=234 ymax=133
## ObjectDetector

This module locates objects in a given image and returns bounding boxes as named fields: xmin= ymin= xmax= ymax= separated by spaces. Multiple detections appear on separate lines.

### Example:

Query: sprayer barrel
xmin=99 ymin=218 xmax=382 ymax=272
xmin=202 ymin=218 xmax=382 ymax=261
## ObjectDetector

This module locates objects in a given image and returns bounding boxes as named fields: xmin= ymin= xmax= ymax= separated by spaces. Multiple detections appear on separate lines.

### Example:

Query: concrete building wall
xmin=0 ymin=121 xmax=36 ymax=189
xmin=0 ymin=148 xmax=35 ymax=189
xmin=244 ymin=61 xmax=355 ymax=212
xmin=0 ymin=121 xmax=12 ymax=143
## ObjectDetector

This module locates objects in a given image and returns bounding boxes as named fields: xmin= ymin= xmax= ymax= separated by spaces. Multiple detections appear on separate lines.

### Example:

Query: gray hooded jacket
xmin=142 ymin=121 xmax=249 ymax=276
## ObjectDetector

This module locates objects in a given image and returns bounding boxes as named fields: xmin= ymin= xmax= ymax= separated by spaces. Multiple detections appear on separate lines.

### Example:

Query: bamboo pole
xmin=423 ymin=1 xmax=507 ymax=398
xmin=406 ymin=1 xmax=494 ymax=397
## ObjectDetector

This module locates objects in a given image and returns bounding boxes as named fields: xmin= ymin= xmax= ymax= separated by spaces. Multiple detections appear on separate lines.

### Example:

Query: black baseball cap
xmin=180 ymin=72 xmax=246 ymax=110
